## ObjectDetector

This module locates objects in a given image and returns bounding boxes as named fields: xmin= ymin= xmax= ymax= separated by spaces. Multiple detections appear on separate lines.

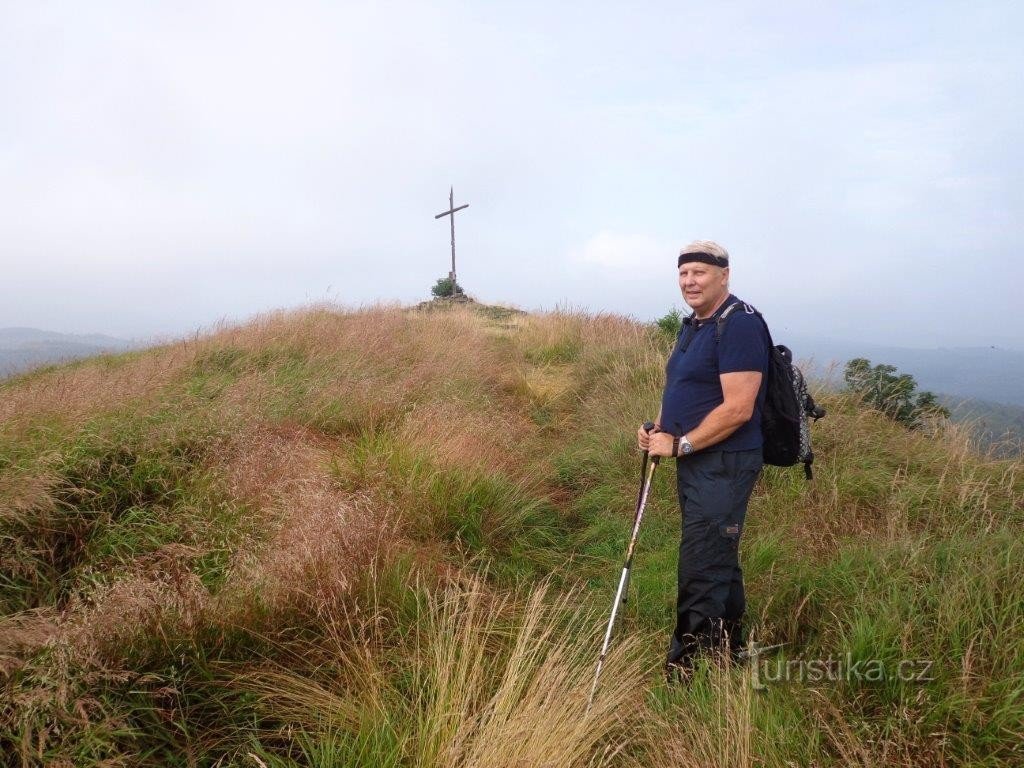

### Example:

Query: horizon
xmin=4 ymin=300 xmax=1024 ymax=354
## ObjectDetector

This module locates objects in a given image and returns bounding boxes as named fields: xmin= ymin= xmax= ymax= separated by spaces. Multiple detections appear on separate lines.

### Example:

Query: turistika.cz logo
xmin=744 ymin=644 xmax=935 ymax=690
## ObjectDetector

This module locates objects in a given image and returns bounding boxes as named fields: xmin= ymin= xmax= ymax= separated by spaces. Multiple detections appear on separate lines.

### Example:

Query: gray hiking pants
xmin=667 ymin=447 xmax=763 ymax=667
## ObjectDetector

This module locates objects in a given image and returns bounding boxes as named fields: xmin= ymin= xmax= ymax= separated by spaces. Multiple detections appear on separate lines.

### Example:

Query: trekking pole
xmin=588 ymin=421 xmax=660 ymax=710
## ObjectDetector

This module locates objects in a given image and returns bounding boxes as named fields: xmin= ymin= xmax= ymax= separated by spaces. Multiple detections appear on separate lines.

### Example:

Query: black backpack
xmin=686 ymin=302 xmax=826 ymax=478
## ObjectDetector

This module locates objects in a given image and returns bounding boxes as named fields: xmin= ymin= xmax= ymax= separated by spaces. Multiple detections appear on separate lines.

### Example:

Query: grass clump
xmin=242 ymin=574 xmax=651 ymax=768
xmin=0 ymin=412 xmax=243 ymax=615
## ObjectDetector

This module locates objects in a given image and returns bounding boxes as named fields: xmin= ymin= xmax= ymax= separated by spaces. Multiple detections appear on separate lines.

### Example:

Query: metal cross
xmin=434 ymin=186 xmax=469 ymax=297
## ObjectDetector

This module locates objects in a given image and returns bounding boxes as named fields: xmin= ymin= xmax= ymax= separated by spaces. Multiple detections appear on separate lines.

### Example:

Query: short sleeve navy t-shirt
xmin=659 ymin=294 xmax=770 ymax=452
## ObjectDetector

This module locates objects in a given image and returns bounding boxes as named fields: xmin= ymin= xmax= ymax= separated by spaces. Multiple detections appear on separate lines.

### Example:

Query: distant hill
xmin=0 ymin=327 xmax=138 ymax=379
xmin=940 ymin=394 xmax=1024 ymax=457
xmin=786 ymin=334 xmax=1024 ymax=407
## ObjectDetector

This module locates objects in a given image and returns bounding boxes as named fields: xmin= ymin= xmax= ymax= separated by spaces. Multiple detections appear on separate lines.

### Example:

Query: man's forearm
xmin=685 ymin=402 xmax=750 ymax=451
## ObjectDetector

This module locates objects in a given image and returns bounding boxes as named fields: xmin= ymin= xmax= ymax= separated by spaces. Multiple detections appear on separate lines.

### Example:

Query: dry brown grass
xmin=23 ymin=421 xmax=395 ymax=669
xmin=645 ymin=660 xmax=757 ymax=768
xmin=746 ymin=392 xmax=1024 ymax=561
xmin=0 ymin=303 xmax=539 ymax=666
xmin=0 ymin=347 xmax=188 ymax=435
xmin=0 ymin=466 xmax=58 ymax=517
xmin=65 ymin=544 xmax=212 ymax=661
xmin=396 ymin=398 xmax=537 ymax=477
xmin=243 ymin=575 xmax=655 ymax=768
xmin=216 ymin=423 xmax=392 ymax=616
xmin=0 ymin=609 xmax=59 ymax=676
xmin=516 ymin=309 xmax=650 ymax=355
xmin=0 ymin=302 xmax=428 ymax=435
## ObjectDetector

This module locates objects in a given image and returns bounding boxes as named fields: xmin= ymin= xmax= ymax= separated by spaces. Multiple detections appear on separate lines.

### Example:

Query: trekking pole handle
xmin=642 ymin=421 xmax=661 ymax=465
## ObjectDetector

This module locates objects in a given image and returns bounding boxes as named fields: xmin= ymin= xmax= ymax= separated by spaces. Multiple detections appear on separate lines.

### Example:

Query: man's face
xmin=678 ymin=261 xmax=729 ymax=314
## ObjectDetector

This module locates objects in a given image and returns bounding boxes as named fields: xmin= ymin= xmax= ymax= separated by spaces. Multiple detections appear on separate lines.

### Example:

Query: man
xmin=637 ymin=239 xmax=769 ymax=680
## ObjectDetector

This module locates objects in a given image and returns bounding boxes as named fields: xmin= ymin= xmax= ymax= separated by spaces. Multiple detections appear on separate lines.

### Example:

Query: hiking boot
xmin=664 ymin=660 xmax=694 ymax=685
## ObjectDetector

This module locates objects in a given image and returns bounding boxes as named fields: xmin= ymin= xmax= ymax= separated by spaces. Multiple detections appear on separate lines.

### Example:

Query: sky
xmin=2 ymin=1 xmax=1022 ymax=348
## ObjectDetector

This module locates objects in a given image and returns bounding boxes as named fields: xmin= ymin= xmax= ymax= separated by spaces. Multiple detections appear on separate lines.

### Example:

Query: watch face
xmin=682 ymin=440 xmax=694 ymax=454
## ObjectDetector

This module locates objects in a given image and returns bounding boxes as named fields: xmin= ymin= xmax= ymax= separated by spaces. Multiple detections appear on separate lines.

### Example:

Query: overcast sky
xmin=2 ymin=1 xmax=1022 ymax=348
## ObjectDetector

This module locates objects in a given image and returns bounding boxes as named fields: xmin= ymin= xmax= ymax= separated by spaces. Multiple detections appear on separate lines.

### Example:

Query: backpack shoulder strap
xmin=675 ymin=311 xmax=699 ymax=353
xmin=715 ymin=301 xmax=757 ymax=342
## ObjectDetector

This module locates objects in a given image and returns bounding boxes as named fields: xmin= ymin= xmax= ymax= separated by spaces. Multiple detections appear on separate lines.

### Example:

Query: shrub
xmin=431 ymin=276 xmax=466 ymax=298
xmin=655 ymin=308 xmax=683 ymax=339
xmin=844 ymin=357 xmax=950 ymax=428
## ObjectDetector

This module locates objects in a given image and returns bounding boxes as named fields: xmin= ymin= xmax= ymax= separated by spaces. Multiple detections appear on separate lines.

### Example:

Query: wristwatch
xmin=675 ymin=435 xmax=694 ymax=457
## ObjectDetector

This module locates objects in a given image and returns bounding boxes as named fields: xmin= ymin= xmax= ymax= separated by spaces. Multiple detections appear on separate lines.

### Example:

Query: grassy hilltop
xmin=1 ymin=305 xmax=1021 ymax=767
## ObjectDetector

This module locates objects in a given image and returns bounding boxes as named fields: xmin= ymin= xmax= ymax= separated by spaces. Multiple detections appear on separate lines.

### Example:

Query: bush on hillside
xmin=431 ymin=276 xmax=465 ymax=298
xmin=655 ymin=308 xmax=683 ymax=339
xmin=844 ymin=357 xmax=950 ymax=428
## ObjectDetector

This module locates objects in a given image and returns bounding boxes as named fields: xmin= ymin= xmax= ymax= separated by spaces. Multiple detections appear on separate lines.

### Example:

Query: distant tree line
xmin=844 ymin=358 xmax=949 ymax=428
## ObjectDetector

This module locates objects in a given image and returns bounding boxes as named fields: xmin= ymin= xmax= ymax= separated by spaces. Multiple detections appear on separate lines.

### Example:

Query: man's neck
xmin=695 ymin=292 xmax=731 ymax=320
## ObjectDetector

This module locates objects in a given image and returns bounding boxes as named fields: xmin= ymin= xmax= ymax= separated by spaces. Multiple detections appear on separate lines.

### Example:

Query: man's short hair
xmin=678 ymin=240 xmax=729 ymax=268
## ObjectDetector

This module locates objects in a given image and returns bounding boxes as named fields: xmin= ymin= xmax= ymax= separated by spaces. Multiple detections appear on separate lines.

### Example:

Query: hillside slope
xmin=1 ymin=305 xmax=1021 ymax=767
xmin=0 ymin=327 xmax=138 ymax=379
